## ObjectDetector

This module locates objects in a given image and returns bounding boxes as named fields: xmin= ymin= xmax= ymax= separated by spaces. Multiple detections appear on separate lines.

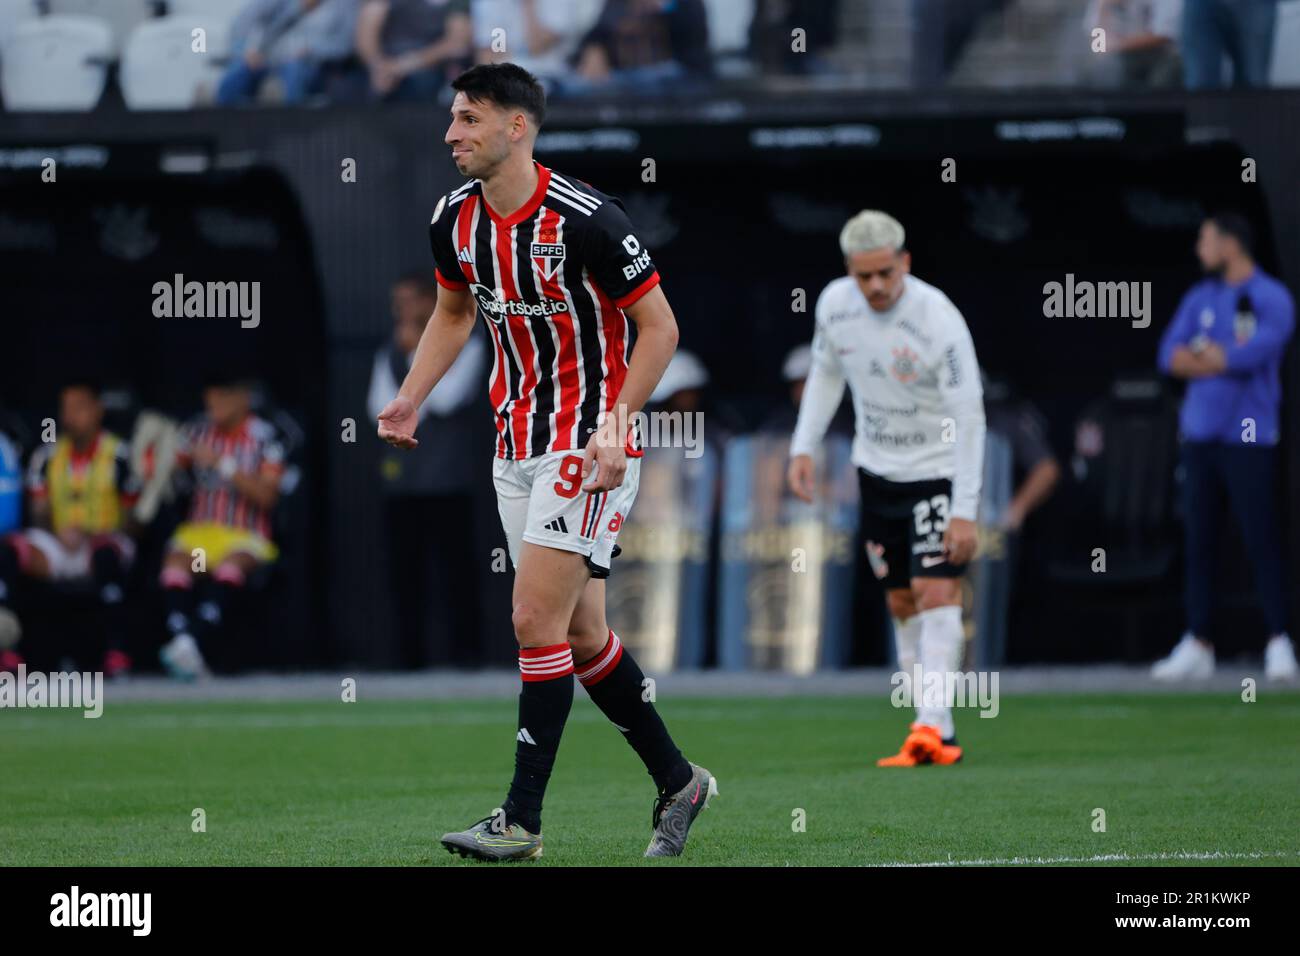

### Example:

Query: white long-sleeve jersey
xmin=790 ymin=273 xmax=986 ymax=520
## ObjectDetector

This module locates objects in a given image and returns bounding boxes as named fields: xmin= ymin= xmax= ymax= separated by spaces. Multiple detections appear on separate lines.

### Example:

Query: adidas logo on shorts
xmin=543 ymin=517 xmax=569 ymax=534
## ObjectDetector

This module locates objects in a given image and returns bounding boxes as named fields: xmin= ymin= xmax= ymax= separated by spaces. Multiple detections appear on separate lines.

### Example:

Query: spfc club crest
xmin=890 ymin=345 xmax=920 ymax=383
xmin=532 ymin=226 xmax=564 ymax=281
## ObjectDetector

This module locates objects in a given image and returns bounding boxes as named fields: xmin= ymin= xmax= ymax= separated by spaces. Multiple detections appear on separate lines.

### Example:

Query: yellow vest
xmin=47 ymin=433 xmax=125 ymax=534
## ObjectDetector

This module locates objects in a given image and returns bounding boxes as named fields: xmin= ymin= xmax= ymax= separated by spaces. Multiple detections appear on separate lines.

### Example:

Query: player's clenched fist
xmin=787 ymin=454 xmax=816 ymax=503
xmin=377 ymin=396 xmax=419 ymax=449
xmin=581 ymin=416 xmax=627 ymax=492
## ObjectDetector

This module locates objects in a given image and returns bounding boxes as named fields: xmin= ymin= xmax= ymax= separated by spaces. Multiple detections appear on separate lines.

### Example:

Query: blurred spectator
xmin=473 ymin=0 xmax=603 ymax=80
xmin=647 ymin=349 xmax=745 ymax=452
xmin=649 ymin=347 xmax=708 ymax=413
xmin=562 ymin=0 xmax=713 ymax=95
xmin=354 ymin=0 xmax=473 ymax=101
xmin=912 ymin=0 xmax=1008 ymax=87
xmin=0 ymin=383 xmax=141 ymax=678
xmin=748 ymin=0 xmax=838 ymax=76
xmin=158 ymin=380 xmax=288 ymax=680
xmin=761 ymin=344 xmax=853 ymax=436
xmin=1181 ymin=0 xmax=1279 ymax=89
xmin=1084 ymin=0 xmax=1183 ymax=87
xmin=366 ymin=275 xmax=487 ymax=667
xmin=217 ymin=0 xmax=359 ymax=105
xmin=982 ymin=374 xmax=1060 ymax=533
xmin=1152 ymin=212 xmax=1296 ymax=681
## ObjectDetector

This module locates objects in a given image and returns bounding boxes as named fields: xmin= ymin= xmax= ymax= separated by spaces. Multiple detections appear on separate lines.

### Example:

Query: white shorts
xmin=20 ymin=528 xmax=135 ymax=581
xmin=493 ymin=448 xmax=640 ymax=578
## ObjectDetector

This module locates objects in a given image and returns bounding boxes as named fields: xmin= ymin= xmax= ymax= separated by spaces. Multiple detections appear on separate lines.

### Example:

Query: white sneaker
xmin=1264 ymin=635 xmax=1298 ymax=682
xmin=159 ymin=633 xmax=210 ymax=681
xmin=1151 ymin=633 xmax=1215 ymax=681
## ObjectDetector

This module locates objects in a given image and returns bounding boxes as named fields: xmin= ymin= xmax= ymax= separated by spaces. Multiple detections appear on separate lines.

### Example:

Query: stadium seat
xmin=44 ymin=0 xmax=156 ymax=55
xmin=121 ymin=14 xmax=230 ymax=109
xmin=1271 ymin=0 xmax=1300 ymax=87
xmin=165 ymin=0 xmax=244 ymax=37
xmin=1 ymin=15 xmax=112 ymax=110
xmin=0 ymin=0 xmax=39 ymax=57
xmin=166 ymin=0 xmax=245 ymax=15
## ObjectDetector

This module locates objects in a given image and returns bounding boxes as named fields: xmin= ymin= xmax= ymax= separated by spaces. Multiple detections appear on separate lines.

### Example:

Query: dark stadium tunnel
xmin=0 ymin=162 xmax=325 ymax=411
xmin=0 ymin=159 xmax=330 ymax=670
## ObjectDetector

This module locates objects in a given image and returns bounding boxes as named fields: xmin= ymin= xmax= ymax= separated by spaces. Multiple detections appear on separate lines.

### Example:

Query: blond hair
xmin=839 ymin=210 xmax=905 ymax=257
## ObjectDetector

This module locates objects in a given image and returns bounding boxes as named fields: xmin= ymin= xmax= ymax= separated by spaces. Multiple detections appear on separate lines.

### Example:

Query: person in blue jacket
xmin=1154 ymin=210 xmax=1296 ymax=681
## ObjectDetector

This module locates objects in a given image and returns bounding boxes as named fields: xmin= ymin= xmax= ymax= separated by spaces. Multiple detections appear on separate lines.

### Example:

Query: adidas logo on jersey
xmin=543 ymin=517 xmax=569 ymax=534
xmin=457 ymin=246 xmax=473 ymax=264
xmin=517 ymin=728 xmax=536 ymax=745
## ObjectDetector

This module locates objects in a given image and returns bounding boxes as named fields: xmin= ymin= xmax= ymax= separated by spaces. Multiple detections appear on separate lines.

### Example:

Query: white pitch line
xmin=884 ymin=850 xmax=1299 ymax=867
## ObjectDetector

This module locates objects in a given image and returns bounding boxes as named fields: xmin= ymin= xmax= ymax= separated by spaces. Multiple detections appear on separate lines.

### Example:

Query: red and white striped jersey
xmin=429 ymin=162 xmax=661 ymax=460
xmin=176 ymin=413 xmax=286 ymax=538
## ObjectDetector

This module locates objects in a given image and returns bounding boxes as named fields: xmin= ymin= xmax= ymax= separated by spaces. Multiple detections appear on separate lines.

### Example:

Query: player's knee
xmin=887 ymin=589 xmax=917 ymax=621
xmin=511 ymin=601 xmax=558 ymax=647
xmin=213 ymin=563 xmax=247 ymax=588
xmin=912 ymin=578 xmax=960 ymax=612
xmin=159 ymin=564 xmax=192 ymax=590
xmin=566 ymin=623 xmax=606 ymax=663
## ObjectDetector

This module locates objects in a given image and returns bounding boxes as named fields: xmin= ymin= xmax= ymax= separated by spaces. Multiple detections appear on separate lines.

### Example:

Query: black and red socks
xmin=503 ymin=643 xmax=575 ymax=835
xmin=576 ymin=630 xmax=692 ymax=796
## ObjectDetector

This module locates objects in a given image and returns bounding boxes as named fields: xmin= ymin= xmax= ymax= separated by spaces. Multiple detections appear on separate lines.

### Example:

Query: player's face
xmin=446 ymin=93 xmax=516 ymax=179
xmin=1196 ymin=221 xmax=1228 ymax=274
xmin=847 ymin=248 xmax=910 ymax=312
xmin=204 ymin=386 xmax=250 ymax=428
xmin=59 ymin=387 xmax=102 ymax=442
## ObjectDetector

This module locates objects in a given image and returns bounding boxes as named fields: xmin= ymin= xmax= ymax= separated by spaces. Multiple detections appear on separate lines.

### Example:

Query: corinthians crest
xmin=890 ymin=345 xmax=920 ymax=384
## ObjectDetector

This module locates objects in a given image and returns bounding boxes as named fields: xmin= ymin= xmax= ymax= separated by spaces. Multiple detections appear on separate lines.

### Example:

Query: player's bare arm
xmin=227 ymin=469 xmax=281 ymax=512
xmin=787 ymin=455 xmax=816 ymax=503
xmin=581 ymin=284 xmax=679 ymax=493
xmin=1168 ymin=343 xmax=1226 ymax=378
xmin=787 ymin=334 xmax=848 ymax=503
xmin=941 ymin=390 xmax=981 ymax=566
xmin=376 ymin=284 xmax=476 ymax=449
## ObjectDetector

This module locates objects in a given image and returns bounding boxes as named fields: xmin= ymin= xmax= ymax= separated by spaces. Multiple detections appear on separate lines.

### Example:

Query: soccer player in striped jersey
xmin=377 ymin=63 xmax=715 ymax=861
xmin=158 ymin=379 xmax=287 ymax=680
xmin=788 ymin=210 xmax=986 ymax=767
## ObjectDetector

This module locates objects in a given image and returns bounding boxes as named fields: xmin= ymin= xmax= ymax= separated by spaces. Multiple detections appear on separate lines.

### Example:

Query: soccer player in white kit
xmin=788 ymin=210 xmax=986 ymax=766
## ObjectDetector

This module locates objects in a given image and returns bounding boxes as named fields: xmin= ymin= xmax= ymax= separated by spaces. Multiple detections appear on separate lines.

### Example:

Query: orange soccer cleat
xmin=875 ymin=722 xmax=963 ymax=767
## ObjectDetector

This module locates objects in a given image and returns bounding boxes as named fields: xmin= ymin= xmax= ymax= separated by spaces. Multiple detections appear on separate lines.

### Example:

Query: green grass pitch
xmin=3 ymin=692 xmax=1298 ymax=866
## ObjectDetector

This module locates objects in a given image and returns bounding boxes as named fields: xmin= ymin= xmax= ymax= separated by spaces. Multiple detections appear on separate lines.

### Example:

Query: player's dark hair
xmin=395 ymin=272 xmax=438 ymax=299
xmin=451 ymin=63 xmax=546 ymax=128
xmin=202 ymin=371 xmax=257 ymax=393
xmin=1207 ymin=209 xmax=1255 ymax=258
xmin=60 ymin=379 xmax=101 ymax=400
